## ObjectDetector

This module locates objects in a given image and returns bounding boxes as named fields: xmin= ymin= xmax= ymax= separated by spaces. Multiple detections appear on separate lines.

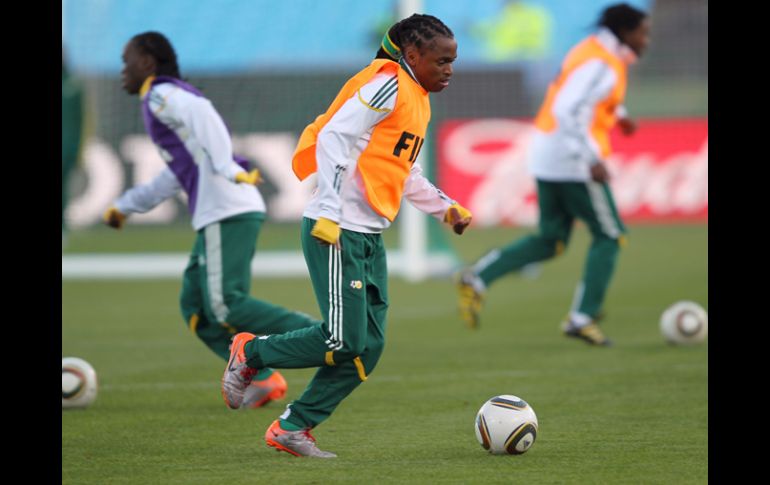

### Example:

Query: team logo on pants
xmin=350 ymin=280 xmax=363 ymax=290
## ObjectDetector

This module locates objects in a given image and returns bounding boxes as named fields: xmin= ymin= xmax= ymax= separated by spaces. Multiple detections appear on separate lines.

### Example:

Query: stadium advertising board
xmin=437 ymin=118 xmax=708 ymax=226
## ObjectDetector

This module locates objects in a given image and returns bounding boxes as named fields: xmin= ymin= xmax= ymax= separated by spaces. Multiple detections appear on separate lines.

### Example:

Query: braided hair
xmin=130 ymin=31 xmax=182 ymax=79
xmin=597 ymin=3 xmax=648 ymax=40
xmin=376 ymin=14 xmax=454 ymax=60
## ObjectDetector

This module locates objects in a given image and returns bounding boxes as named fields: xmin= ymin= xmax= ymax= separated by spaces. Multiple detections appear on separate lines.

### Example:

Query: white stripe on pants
xmin=586 ymin=182 xmax=621 ymax=238
xmin=204 ymin=223 xmax=229 ymax=323
xmin=327 ymin=244 xmax=343 ymax=350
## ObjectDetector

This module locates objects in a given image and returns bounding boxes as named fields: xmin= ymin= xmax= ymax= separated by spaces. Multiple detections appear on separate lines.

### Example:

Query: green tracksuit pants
xmin=244 ymin=217 xmax=389 ymax=429
xmin=179 ymin=212 xmax=320 ymax=379
xmin=475 ymin=180 xmax=626 ymax=319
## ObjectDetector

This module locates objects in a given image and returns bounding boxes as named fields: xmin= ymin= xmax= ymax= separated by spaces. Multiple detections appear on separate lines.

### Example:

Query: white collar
xmin=399 ymin=58 xmax=422 ymax=87
xmin=596 ymin=27 xmax=638 ymax=65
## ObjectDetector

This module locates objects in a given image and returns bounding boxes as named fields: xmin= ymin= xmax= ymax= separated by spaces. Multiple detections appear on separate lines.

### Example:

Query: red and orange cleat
xmin=242 ymin=371 xmax=288 ymax=409
xmin=221 ymin=332 xmax=258 ymax=409
xmin=264 ymin=419 xmax=337 ymax=458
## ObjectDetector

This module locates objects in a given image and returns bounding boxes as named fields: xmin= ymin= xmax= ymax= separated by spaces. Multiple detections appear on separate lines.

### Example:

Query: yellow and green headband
xmin=381 ymin=32 xmax=402 ymax=60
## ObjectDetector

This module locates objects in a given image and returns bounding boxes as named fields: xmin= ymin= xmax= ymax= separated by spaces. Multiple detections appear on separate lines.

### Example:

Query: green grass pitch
xmin=62 ymin=224 xmax=707 ymax=484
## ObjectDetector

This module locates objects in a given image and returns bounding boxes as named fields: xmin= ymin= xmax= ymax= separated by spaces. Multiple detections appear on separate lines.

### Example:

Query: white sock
xmin=569 ymin=312 xmax=593 ymax=328
xmin=463 ymin=271 xmax=486 ymax=293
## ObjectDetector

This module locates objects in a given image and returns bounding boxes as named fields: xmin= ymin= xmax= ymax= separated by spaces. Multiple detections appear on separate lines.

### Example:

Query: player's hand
xmin=617 ymin=117 xmax=637 ymax=136
xmin=444 ymin=203 xmax=472 ymax=235
xmin=103 ymin=207 xmax=127 ymax=230
xmin=311 ymin=217 xmax=341 ymax=245
xmin=590 ymin=162 xmax=611 ymax=183
xmin=234 ymin=169 xmax=263 ymax=186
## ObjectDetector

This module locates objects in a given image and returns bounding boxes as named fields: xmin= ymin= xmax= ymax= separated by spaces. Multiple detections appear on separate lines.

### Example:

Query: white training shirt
xmin=528 ymin=28 xmax=637 ymax=182
xmin=114 ymin=81 xmax=266 ymax=231
xmin=303 ymin=70 xmax=454 ymax=233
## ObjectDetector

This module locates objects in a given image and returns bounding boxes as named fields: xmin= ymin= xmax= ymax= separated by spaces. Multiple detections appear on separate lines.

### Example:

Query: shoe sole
xmin=563 ymin=331 xmax=611 ymax=346
xmin=265 ymin=420 xmax=302 ymax=457
xmin=266 ymin=438 xmax=302 ymax=457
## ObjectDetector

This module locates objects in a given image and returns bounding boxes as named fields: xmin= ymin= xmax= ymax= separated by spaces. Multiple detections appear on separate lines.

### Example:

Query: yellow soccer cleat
xmin=561 ymin=320 xmax=613 ymax=346
xmin=457 ymin=270 xmax=484 ymax=329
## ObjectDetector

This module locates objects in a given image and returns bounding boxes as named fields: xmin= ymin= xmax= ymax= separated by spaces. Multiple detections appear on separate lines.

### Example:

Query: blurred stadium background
xmin=62 ymin=2 xmax=707 ymax=482
xmin=61 ymin=0 xmax=707 ymax=279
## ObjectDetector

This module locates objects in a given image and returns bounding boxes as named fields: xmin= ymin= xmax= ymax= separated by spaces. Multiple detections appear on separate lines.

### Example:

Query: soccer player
xmin=104 ymin=32 xmax=321 ymax=408
xmin=221 ymin=14 xmax=472 ymax=457
xmin=457 ymin=3 xmax=651 ymax=345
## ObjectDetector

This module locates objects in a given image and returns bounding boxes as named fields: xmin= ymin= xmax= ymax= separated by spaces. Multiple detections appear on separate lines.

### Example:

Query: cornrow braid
xmin=376 ymin=13 xmax=454 ymax=60
xmin=131 ymin=31 xmax=182 ymax=79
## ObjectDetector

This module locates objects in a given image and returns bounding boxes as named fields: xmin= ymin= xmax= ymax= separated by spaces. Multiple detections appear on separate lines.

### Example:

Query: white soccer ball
xmin=659 ymin=300 xmax=708 ymax=345
xmin=62 ymin=357 xmax=98 ymax=409
xmin=475 ymin=395 xmax=538 ymax=455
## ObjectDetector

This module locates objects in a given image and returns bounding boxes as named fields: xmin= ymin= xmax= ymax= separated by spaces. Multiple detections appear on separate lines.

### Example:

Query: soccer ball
xmin=475 ymin=395 xmax=538 ymax=455
xmin=659 ymin=300 xmax=708 ymax=345
xmin=62 ymin=357 xmax=98 ymax=409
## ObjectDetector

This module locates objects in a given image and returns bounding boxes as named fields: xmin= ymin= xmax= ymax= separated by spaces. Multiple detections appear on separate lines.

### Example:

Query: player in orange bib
xmin=458 ymin=3 xmax=651 ymax=346
xmin=221 ymin=14 xmax=472 ymax=457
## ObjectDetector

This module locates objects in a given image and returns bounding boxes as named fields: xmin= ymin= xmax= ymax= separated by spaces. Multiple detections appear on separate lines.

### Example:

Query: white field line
xmin=62 ymin=251 xmax=458 ymax=280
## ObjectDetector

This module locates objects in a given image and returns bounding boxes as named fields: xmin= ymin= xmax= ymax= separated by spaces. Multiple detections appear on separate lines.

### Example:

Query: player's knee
xmin=334 ymin=340 xmax=385 ymax=380
xmin=363 ymin=340 xmax=385 ymax=369
xmin=183 ymin=312 xmax=201 ymax=335
xmin=337 ymin=339 xmax=367 ymax=360
xmin=179 ymin=299 xmax=196 ymax=327
xmin=538 ymin=236 xmax=566 ymax=258
xmin=327 ymin=329 xmax=371 ymax=362
xmin=595 ymin=235 xmax=622 ymax=252
xmin=354 ymin=339 xmax=387 ymax=381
